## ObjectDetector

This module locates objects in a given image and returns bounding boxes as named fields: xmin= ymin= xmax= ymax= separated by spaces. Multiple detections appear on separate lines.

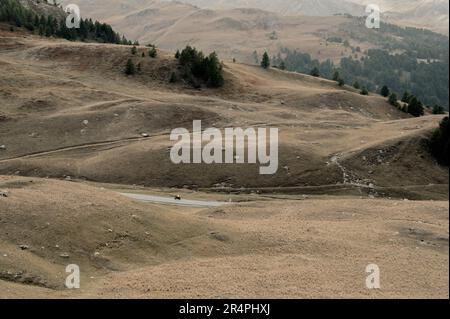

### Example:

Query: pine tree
xmin=432 ymin=105 xmax=445 ymax=115
xmin=279 ymin=61 xmax=286 ymax=70
xmin=407 ymin=97 xmax=424 ymax=117
xmin=205 ymin=52 xmax=224 ymax=88
xmin=388 ymin=93 xmax=399 ymax=107
xmin=310 ymin=67 xmax=320 ymax=77
xmin=261 ymin=52 xmax=270 ymax=69
xmin=338 ymin=78 xmax=345 ymax=87
xmin=131 ymin=46 xmax=137 ymax=55
xmin=381 ymin=85 xmax=390 ymax=97
xmin=332 ymin=71 xmax=340 ymax=81
xmin=125 ymin=59 xmax=136 ymax=75
xmin=353 ymin=81 xmax=360 ymax=89
xmin=360 ymin=87 xmax=369 ymax=95
xmin=401 ymin=91 xmax=411 ymax=103
xmin=175 ymin=50 xmax=180 ymax=59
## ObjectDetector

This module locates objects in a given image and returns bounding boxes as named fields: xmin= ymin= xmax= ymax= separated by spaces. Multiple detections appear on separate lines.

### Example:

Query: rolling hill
xmin=0 ymin=1 xmax=448 ymax=299
xmin=0 ymin=26 xmax=447 ymax=198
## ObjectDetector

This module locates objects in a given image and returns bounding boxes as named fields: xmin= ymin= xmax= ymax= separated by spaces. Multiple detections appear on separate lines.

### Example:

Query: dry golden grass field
xmin=0 ymin=26 xmax=448 ymax=298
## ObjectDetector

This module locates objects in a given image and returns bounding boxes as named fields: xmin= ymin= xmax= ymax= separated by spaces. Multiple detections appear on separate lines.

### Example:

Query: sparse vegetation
xmin=360 ymin=87 xmax=369 ymax=95
xmin=131 ymin=46 xmax=137 ymax=55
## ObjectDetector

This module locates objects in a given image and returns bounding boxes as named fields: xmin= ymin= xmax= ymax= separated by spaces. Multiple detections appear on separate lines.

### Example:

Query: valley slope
xmin=0 ymin=28 xmax=447 ymax=199
xmin=0 ymin=20 xmax=448 ymax=299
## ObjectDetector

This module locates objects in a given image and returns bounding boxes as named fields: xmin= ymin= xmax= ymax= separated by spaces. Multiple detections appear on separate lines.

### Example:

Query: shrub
xmin=169 ymin=72 xmax=177 ymax=83
xmin=149 ymin=47 xmax=157 ymax=58
xmin=429 ymin=117 xmax=449 ymax=165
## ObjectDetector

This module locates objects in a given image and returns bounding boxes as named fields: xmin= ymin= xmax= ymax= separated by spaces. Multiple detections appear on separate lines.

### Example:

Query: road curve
xmin=119 ymin=193 xmax=227 ymax=208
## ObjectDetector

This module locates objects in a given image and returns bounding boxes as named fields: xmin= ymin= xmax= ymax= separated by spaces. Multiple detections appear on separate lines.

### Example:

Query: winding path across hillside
xmin=119 ymin=192 xmax=227 ymax=207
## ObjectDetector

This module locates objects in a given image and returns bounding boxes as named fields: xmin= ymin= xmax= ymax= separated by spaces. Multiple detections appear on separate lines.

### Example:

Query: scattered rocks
xmin=59 ymin=253 xmax=70 ymax=258
xmin=19 ymin=245 xmax=29 ymax=250
xmin=141 ymin=133 xmax=149 ymax=138
xmin=0 ymin=145 xmax=6 ymax=150
xmin=0 ymin=191 xmax=8 ymax=198
xmin=82 ymin=120 xmax=89 ymax=125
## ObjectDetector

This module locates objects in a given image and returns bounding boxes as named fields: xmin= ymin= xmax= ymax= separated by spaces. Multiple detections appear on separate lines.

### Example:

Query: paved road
xmin=119 ymin=193 xmax=227 ymax=208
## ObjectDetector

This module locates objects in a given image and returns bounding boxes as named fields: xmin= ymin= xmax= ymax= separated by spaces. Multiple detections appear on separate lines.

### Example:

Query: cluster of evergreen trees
xmin=270 ymin=25 xmax=449 ymax=110
xmin=0 ymin=0 xmax=131 ymax=44
xmin=174 ymin=46 xmax=224 ymax=88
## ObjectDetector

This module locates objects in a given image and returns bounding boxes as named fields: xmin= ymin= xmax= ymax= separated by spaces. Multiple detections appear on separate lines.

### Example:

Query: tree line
xmin=268 ymin=47 xmax=448 ymax=111
xmin=0 ymin=0 xmax=131 ymax=44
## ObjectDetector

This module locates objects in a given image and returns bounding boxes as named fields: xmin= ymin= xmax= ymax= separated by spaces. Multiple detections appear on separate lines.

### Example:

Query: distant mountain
xmin=172 ymin=0 xmax=449 ymax=34
xmin=171 ymin=0 xmax=365 ymax=16
xmin=347 ymin=0 xmax=449 ymax=34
